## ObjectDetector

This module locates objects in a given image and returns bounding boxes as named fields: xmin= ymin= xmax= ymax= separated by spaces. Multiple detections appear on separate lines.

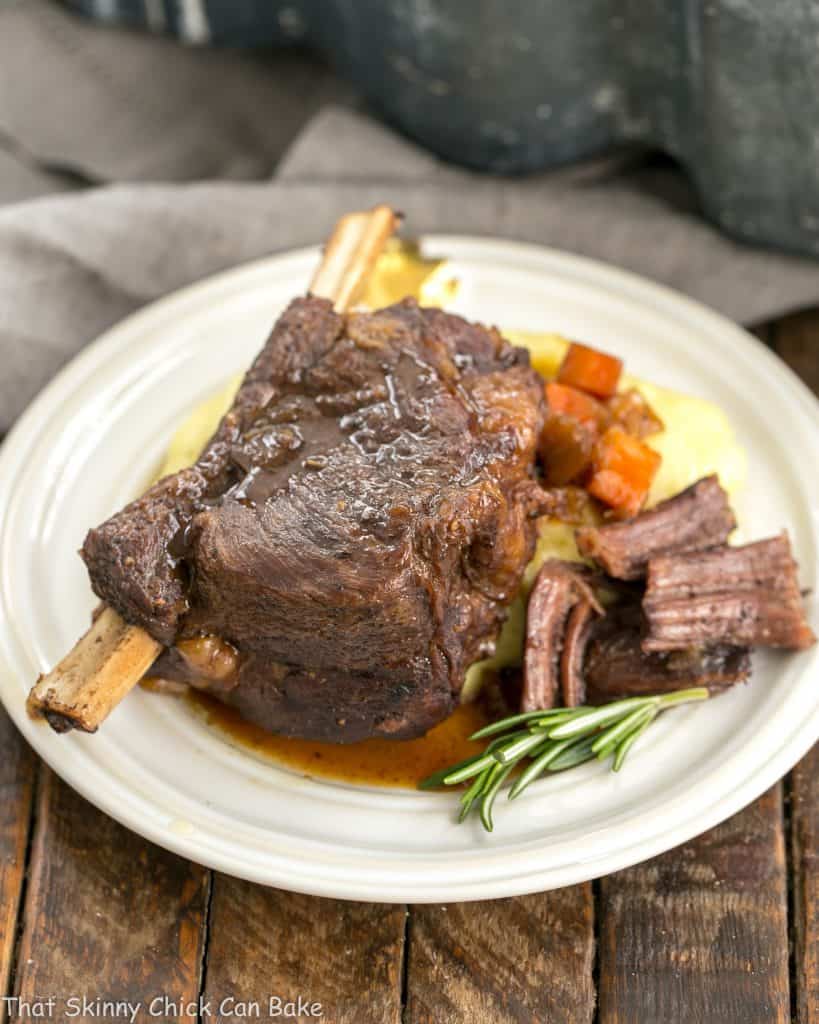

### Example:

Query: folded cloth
xmin=0 ymin=0 xmax=351 ymax=192
xmin=2 ymin=104 xmax=819 ymax=434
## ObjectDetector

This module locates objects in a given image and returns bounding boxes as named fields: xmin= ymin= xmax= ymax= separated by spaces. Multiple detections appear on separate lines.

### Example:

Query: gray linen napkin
xmin=3 ymin=101 xmax=819 ymax=434
xmin=0 ymin=0 xmax=351 ymax=191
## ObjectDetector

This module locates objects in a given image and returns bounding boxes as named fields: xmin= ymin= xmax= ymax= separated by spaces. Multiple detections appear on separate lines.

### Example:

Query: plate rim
xmin=1 ymin=234 xmax=818 ymax=902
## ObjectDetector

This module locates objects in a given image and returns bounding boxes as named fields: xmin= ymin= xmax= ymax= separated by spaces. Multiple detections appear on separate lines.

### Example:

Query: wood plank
xmin=774 ymin=307 xmax=819 ymax=1024
xmin=791 ymin=744 xmax=819 ymax=1024
xmin=597 ymin=784 xmax=789 ymax=1024
xmin=771 ymin=309 xmax=819 ymax=394
xmin=12 ymin=769 xmax=209 ymax=1023
xmin=0 ymin=709 xmax=37 ymax=1023
xmin=405 ymin=886 xmax=595 ymax=1024
xmin=203 ymin=878 xmax=406 ymax=1024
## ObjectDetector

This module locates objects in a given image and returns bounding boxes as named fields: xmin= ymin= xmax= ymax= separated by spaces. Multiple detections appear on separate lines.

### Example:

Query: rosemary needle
xmin=441 ymin=753 xmax=498 ymax=786
xmin=469 ymin=708 xmax=572 ymax=740
xmin=480 ymin=762 xmax=515 ymax=832
xmin=419 ymin=687 xmax=709 ymax=832
xmin=494 ymin=730 xmax=553 ymax=765
xmin=613 ymin=708 xmax=658 ymax=771
xmin=418 ymin=755 xmax=482 ymax=791
xmin=547 ymin=698 xmax=655 ymax=740
xmin=459 ymin=768 xmax=491 ymax=822
xmin=591 ymin=703 xmax=656 ymax=757
xmin=435 ymin=734 xmax=521 ymax=786
xmin=508 ymin=738 xmax=576 ymax=799
xmin=545 ymin=734 xmax=598 ymax=771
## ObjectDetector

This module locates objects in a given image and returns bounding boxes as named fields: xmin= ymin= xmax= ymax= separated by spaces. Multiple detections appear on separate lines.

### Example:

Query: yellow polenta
xmin=157 ymin=255 xmax=745 ymax=699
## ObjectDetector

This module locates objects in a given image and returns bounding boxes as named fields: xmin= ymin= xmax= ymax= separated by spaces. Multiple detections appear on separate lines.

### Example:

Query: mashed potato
xmin=157 ymin=254 xmax=745 ymax=699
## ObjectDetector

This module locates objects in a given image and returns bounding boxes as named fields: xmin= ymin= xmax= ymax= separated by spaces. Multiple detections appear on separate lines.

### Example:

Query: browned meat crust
xmin=523 ymin=561 xmax=602 ymax=711
xmin=82 ymin=296 xmax=345 ymax=644
xmin=576 ymin=475 xmax=736 ymax=580
xmin=82 ymin=297 xmax=548 ymax=742
xmin=643 ymin=533 xmax=816 ymax=652
xmin=584 ymin=601 xmax=751 ymax=701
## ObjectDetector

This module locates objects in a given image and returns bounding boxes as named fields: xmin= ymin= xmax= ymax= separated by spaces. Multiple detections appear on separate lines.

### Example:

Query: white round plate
xmin=1 ymin=238 xmax=817 ymax=902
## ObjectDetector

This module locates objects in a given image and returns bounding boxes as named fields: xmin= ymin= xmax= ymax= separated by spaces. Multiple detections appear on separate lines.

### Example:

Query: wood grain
xmin=0 ymin=710 xmax=37 ymax=1024
xmin=202 ymin=877 xmax=406 ymax=1024
xmin=791 ymin=745 xmax=819 ymax=1024
xmin=597 ymin=785 xmax=789 ymax=1024
xmin=775 ymin=308 xmax=819 ymax=1024
xmin=12 ymin=769 xmax=209 ymax=1023
xmin=772 ymin=310 xmax=819 ymax=395
xmin=405 ymin=886 xmax=595 ymax=1024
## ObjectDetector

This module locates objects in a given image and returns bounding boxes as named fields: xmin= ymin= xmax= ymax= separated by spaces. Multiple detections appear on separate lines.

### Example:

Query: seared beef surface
xmin=83 ymin=297 xmax=547 ymax=741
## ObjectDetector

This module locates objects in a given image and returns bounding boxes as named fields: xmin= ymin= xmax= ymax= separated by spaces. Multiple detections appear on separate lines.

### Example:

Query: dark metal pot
xmin=67 ymin=0 xmax=819 ymax=258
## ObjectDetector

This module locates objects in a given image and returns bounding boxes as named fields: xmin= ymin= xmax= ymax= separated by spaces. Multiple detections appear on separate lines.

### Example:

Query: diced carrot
xmin=539 ymin=414 xmax=596 ymax=486
xmin=587 ymin=426 xmax=661 ymax=516
xmin=557 ymin=342 xmax=623 ymax=398
xmin=545 ymin=382 xmax=609 ymax=428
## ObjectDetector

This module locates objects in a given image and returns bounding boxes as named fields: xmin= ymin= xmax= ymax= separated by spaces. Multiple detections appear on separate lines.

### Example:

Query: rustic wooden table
xmin=0 ymin=313 xmax=816 ymax=1024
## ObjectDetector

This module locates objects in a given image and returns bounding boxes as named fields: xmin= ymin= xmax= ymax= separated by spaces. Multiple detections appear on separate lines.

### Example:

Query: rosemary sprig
xmin=419 ymin=688 xmax=709 ymax=832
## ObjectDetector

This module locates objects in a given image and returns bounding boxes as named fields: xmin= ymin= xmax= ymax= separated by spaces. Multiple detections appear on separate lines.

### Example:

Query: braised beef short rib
xmin=575 ymin=474 xmax=736 ymax=580
xmin=81 ymin=298 xmax=547 ymax=742
xmin=584 ymin=599 xmax=751 ymax=702
xmin=643 ymin=534 xmax=816 ymax=651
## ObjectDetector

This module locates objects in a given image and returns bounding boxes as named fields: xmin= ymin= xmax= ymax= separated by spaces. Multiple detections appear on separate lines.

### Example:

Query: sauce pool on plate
xmin=185 ymin=689 xmax=490 ymax=788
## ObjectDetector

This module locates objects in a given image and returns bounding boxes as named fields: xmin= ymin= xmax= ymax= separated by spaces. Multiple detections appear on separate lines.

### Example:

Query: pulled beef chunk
xmin=643 ymin=534 xmax=816 ymax=652
xmin=560 ymin=599 xmax=596 ymax=706
xmin=576 ymin=475 xmax=736 ymax=580
xmin=83 ymin=297 xmax=547 ymax=742
xmin=522 ymin=561 xmax=602 ymax=711
xmin=539 ymin=485 xmax=600 ymax=526
xmin=584 ymin=601 xmax=751 ymax=702
xmin=606 ymin=389 xmax=663 ymax=439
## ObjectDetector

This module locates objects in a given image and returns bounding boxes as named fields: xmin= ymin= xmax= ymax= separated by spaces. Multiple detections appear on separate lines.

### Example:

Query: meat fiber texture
xmin=82 ymin=297 xmax=547 ymax=742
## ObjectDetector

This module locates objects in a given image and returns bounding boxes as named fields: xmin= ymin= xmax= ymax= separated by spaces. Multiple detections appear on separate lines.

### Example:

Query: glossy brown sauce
xmin=185 ymin=689 xmax=490 ymax=788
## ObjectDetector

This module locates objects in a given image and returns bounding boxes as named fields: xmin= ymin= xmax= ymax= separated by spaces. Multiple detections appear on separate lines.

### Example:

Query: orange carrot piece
xmin=587 ymin=426 xmax=661 ymax=516
xmin=557 ymin=342 xmax=623 ymax=398
xmin=545 ymin=382 xmax=609 ymax=428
